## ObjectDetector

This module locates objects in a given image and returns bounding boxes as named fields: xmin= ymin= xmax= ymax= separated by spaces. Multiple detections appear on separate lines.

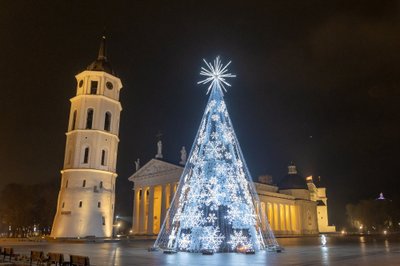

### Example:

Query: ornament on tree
xmin=154 ymin=56 xmax=279 ymax=253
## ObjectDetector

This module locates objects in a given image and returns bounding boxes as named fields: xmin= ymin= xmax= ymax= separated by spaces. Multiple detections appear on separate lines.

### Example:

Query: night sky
xmin=1 ymin=1 xmax=400 ymax=227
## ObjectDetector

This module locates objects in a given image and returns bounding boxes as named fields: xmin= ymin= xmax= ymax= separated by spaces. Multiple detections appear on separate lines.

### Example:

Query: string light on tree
xmin=154 ymin=56 xmax=279 ymax=253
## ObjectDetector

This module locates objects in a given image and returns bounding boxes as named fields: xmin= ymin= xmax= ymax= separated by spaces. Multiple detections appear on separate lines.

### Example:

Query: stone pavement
xmin=1 ymin=235 xmax=400 ymax=265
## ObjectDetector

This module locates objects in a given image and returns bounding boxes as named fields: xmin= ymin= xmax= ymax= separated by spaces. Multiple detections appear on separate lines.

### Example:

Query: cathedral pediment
xmin=128 ymin=159 xmax=183 ymax=181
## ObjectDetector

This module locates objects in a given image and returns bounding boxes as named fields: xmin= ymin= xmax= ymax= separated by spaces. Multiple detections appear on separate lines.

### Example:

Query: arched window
xmin=86 ymin=109 xmax=94 ymax=129
xmin=71 ymin=110 xmax=77 ymax=130
xmin=83 ymin=147 xmax=89 ymax=164
xmin=62 ymin=202 xmax=65 ymax=208
xmin=82 ymin=180 xmax=86 ymax=187
xmin=104 ymin=112 xmax=111 ymax=131
xmin=79 ymin=201 xmax=82 ymax=208
xmin=90 ymin=81 xmax=98 ymax=94
xmin=101 ymin=150 xmax=107 ymax=166
xmin=98 ymin=202 xmax=101 ymax=208
xmin=99 ymin=181 xmax=103 ymax=189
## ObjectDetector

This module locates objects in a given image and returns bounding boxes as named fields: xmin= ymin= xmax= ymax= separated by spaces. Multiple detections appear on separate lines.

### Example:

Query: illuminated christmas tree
xmin=155 ymin=57 xmax=278 ymax=253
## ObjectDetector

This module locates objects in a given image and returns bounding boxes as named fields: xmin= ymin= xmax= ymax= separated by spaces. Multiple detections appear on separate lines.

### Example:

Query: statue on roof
xmin=179 ymin=146 xmax=187 ymax=165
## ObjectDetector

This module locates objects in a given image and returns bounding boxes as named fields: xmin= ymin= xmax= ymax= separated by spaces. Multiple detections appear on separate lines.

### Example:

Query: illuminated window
xmin=83 ymin=147 xmax=89 ymax=164
xmin=86 ymin=109 xmax=93 ymax=129
xmin=98 ymin=202 xmax=101 ymax=208
xmin=101 ymin=150 xmax=106 ymax=166
xmin=79 ymin=201 xmax=82 ymax=208
xmin=104 ymin=112 xmax=111 ymax=131
xmin=90 ymin=81 xmax=98 ymax=94
xmin=71 ymin=110 xmax=77 ymax=130
xmin=82 ymin=180 xmax=86 ymax=187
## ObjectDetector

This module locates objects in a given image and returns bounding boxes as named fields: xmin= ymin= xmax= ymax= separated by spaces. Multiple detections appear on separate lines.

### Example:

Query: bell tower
xmin=51 ymin=36 xmax=122 ymax=238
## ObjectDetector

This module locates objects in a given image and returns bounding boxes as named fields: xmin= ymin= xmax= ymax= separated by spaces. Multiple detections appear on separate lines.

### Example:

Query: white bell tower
xmin=51 ymin=36 xmax=122 ymax=238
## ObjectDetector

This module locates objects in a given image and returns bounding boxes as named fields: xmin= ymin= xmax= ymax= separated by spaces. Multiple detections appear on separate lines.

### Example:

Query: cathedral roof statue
xmin=86 ymin=35 xmax=115 ymax=75
xmin=278 ymin=162 xmax=308 ymax=190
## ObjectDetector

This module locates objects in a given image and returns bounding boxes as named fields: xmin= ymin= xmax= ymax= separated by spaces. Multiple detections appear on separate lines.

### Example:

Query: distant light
xmin=341 ymin=230 xmax=346 ymax=235
xmin=383 ymin=230 xmax=387 ymax=235
xmin=321 ymin=235 xmax=327 ymax=246
xmin=129 ymin=230 xmax=133 ymax=234
xmin=117 ymin=223 xmax=121 ymax=227
xmin=359 ymin=225 xmax=363 ymax=230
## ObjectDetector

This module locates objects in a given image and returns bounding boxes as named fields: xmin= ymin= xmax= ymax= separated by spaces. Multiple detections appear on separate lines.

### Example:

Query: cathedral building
xmin=129 ymin=146 xmax=335 ymax=236
xmin=51 ymin=36 xmax=123 ymax=238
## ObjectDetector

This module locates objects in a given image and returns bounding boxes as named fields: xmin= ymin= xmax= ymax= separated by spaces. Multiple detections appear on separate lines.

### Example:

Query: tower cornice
xmin=70 ymin=95 xmax=123 ymax=111
xmin=61 ymin=168 xmax=118 ymax=177
xmin=65 ymin=129 xmax=120 ymax=142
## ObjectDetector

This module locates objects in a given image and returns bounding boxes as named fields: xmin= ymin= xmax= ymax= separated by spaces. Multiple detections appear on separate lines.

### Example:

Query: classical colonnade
xmin=258 ymin=201 xmax=299 ymax=233
xmin=132 ymin=182 xmax=178 ymax=235
xmin=133 ymin=182 xmax=300 ymax=235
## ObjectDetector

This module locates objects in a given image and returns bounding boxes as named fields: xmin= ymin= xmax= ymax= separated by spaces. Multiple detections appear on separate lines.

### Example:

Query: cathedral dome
xmin=86 ymin=36 xmax=115 ymax=75
xmin=278 ymin=162 xmax=308 ymax=190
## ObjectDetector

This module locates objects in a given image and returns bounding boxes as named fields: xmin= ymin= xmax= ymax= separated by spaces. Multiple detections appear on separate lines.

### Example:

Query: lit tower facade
xmin=51 ymin=36 xmax=123 ymax=238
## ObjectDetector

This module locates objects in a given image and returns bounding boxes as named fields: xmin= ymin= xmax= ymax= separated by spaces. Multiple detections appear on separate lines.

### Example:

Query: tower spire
xmin=86 ymin=34 xmax=114 ymax=75
xmin=98 ymin=35 xmax=107 ymax=60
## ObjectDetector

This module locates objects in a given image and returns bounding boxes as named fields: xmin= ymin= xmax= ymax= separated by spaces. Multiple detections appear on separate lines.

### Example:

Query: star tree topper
xmin=197 ymin=56 xmax=236 ymax=94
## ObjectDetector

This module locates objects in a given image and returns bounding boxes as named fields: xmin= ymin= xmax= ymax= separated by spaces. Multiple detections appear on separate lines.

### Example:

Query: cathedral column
xmin=287 ymin=205 xmax=292 ymax=233
xmin=139 ymin=188 xmax=146 ymax=233
xmin=169 ymin=183 xmax=175 ymax=202
xmin=133 ymin=188 xmax=140 ymax=233
xmin=268 ymin=203 xmax=274 ymax=230
xmin=276 ymin=203 xmax=281 ymax=232
xmin=161 ymin=184 xmax=167 ymax=224
xmin=147 ymin=186 xmax=155 ymax=234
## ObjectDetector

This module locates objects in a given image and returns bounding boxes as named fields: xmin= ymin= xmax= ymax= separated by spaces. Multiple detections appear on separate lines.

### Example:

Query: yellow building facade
xmin=129 ymin=158 xmax=335 ymax=236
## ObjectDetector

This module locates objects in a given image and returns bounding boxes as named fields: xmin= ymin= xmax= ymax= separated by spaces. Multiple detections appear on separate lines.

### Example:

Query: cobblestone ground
xmin=1 ymin=235 xmax=400 ymax=266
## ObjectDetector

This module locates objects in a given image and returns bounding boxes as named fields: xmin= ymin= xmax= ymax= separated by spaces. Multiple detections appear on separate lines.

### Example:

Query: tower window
xmin=90 ymin=81 xmax=98 ymax=94
xmin=98 ymin=202 xmax=101 ymax=208
xmin=66 ymin=180 xmax=68 ymax=188
xmin=62 ymin=202 xmax=65 ymax=208
xmin=79 ymin=201 xmax=82 ymax=208
xmin=104 ymin=112 xmax=111 ymax=131
xmin=71 ymin=110 xmax=77 ymax=130
xmin=86 ymin=109 xmax=94 ymax=129
xmin=82 ymin=180 xmax=86 ymax=187
xmin=99 ymin=181 xmax=103 ymax=189
xmin=102 ymin=216 xmax=105 ymax=225
xmin=101 ymin=150 xmax=107 ymax=166
xmin=83 ymin=147 xmax=89 ymax=164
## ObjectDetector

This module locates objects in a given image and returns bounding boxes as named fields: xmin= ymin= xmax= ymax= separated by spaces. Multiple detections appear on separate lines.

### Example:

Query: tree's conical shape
xmin=155 ymin=58 xmax=278 ymax=253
